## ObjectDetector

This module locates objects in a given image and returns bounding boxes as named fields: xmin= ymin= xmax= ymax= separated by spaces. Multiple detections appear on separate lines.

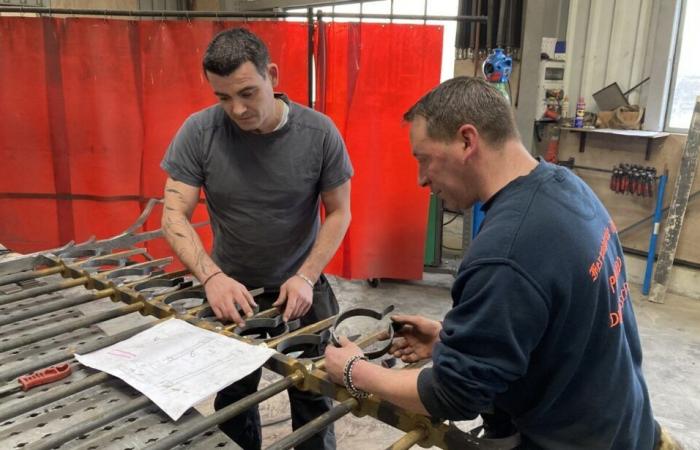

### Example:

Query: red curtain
xmin=0 ymin=17 xmax=442 ymax=280
xmin=0 ymin=17 xmax=308 ymax=263
xmin=319 ymin=23 xmax=443 ymax=280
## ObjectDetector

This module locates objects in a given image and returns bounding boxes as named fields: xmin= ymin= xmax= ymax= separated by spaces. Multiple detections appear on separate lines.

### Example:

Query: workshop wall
xmin=552 ymin=133 xmax=700 ymax=268
xmin=564 ymin=0 xmax=656 ymax=119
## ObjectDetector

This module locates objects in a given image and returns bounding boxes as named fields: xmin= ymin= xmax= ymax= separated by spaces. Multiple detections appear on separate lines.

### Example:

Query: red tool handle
xmin=18 ymin=363 xmax=72 ymax=391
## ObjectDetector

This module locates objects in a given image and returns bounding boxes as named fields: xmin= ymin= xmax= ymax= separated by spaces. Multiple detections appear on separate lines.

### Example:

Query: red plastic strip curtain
xmin=318 ymin=22 xmax=444 ymax=280
xmin=0 ymin=17 xmax=308 ymax=260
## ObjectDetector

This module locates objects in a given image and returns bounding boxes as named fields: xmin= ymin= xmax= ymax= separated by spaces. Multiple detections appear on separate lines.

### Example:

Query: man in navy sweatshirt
xmin=325 ymin=77 xmax=671 ymax=449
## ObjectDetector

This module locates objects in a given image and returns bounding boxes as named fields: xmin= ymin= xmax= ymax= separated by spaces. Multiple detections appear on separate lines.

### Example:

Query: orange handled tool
xmin=0 ymin=363 xmax=72 ymax=397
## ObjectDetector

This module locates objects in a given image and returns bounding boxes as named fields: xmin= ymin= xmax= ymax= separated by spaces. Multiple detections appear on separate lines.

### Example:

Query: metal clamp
xmin=330 ymin=305 xmax=397 ymax=360
xmin=276 ymin=329 xmax=331 ymax=361
xmin=134 ymin=277 xmax=193 ymax=300
xmin=234 ymin=315 xmax=301 ymax=341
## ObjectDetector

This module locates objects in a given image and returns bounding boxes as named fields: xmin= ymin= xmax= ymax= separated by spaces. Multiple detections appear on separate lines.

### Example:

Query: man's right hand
xmin=203 ymin=273 xmax=257 ymax=327
xmin=389 ymin=314 xmax=442 ymax=363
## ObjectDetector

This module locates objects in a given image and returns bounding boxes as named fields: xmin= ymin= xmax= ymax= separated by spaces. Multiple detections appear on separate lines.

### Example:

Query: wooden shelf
xmin=560 ymin=127 xmax=670 ymax=160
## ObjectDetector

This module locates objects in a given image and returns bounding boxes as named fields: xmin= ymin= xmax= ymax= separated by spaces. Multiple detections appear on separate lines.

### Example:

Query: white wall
xmin=563 ymin=0 xmax=681 ymax=131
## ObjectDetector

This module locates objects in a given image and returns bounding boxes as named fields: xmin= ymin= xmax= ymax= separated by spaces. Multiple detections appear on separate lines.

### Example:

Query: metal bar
xmin=649 ymin=96 xmax=700 ymax=303
xmin=0 ymin=6 xmax=487 ymax=22
xmin=496 ymin=0 xmax=506 ymax=47
xmin=266 ymin=314 xmax=337 ymax=348
xmin=142 ymin=373 xmax=302 ymax=450
xmin=0 ymin=303 xmax=143 ymax=353
xmin=486 ymin=0 xmax=494 ymax=49
xmin=386 ymin=428 xmax=428 ymax=450
xmin=307 ymin=7 xmax=314 ymax=108
xmin=0 ymin=372 xmax=111 ymax=422
xmin=26 ymin=396 xmax=152 ymax=450
xmin=122 ymin=198 xmax=162 ymax=234
xmin=0 ymin=288 xmax=114 ymax=326
xmin=0 ymin=276 xmax=88 ymax=307
xmin=0 ymin=265 xmax=62 ymax=287
xmin=265 ymin=397 xmax=356 ymax=450
xmin=643 ymin=173 xmax=669 ymax=295
xmin=0 ymin=320 xmax=159 ymax=382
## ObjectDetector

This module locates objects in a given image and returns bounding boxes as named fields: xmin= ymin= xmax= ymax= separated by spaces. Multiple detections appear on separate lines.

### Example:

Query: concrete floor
xmin=190 ymin=214 xmax=700 ymax=449
xmin=236 ymin=274 xmax=698 ymax=449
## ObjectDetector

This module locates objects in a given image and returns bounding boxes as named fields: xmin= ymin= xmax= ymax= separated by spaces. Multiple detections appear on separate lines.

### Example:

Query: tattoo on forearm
xmin=162 ymin=206 xmax=216 ymax=277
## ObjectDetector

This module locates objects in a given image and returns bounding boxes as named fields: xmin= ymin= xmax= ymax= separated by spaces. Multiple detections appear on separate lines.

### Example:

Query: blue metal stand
xmin=642 ymin=173 xmax=668 ymax=295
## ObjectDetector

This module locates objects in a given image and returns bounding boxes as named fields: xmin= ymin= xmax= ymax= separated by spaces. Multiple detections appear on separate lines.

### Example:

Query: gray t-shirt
xmin=161 ymin=95 xmax=353 ymax=287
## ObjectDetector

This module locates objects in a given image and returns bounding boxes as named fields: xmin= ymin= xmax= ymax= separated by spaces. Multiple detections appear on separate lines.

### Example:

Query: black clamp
xmin=133 ymin=277 xmax=193 ymax=300
xmin=234 ymin=315 xmax=301 ymax=341
xmin=330 ymin=305 xmax=398 ymax=360
xmin=276 ymin=329 xmax=332 ymax=361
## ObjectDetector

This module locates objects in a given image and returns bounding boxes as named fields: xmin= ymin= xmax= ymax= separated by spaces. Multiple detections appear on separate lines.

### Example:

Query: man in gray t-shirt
xmin=160 ymin=28 xmax=352 ymax=450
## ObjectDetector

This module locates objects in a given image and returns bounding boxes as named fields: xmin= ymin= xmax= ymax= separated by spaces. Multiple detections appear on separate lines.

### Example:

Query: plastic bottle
xmin=574 ymin=96 xmax=585 ymax=128
xmin=561 ymin=95 xmax=570 ymax=120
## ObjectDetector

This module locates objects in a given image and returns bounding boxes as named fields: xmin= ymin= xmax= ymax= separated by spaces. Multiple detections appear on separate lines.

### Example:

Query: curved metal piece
xmin=234 ymin=316 xmax=301 ymax=341
xmin=80 ymin=257 xmax=131 ymax=273
xmin=330 ymin=305 xmax=396 ymax=359
xmin=276 ymin=329 xmax=331 ymax=361
xmin=196 ymin=303 xmax=261 ymax=319
xmin=122 ymin=198 xmax=163 ymax=235
xmin=56 ymin=248 xmax=102 ymax=261
xmin=134 ymin=277 xmax=193 ymax=300
xmin=105 ymin=266 xmax=164 ymax=286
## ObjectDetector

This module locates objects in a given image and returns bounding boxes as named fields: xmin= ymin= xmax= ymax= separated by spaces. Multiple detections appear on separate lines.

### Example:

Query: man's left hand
xmin=273 ymin=275 xmax=314 ymax=321
xmin=324 ymin=336 xmax=364 ymax=384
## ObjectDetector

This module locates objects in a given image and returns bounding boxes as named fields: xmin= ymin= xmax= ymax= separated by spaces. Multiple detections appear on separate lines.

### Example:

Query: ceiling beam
xmin=238 ymin=0 xmax=379 ymax=11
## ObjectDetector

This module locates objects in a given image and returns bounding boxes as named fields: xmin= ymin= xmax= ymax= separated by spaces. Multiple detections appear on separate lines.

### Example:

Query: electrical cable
xmin=442 ymin=213 xmax=461 ymax=226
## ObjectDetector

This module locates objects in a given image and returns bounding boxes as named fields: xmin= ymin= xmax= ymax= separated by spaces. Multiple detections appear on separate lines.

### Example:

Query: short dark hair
xmin=203 ymin=28 xmax=270 ymax=77
xmin=403 ymin=76 xmax=519 ymax=146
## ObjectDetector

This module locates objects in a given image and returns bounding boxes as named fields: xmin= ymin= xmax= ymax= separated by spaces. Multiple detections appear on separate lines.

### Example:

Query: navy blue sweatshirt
xmin=417 ymin=161 xmax=657 ymax=449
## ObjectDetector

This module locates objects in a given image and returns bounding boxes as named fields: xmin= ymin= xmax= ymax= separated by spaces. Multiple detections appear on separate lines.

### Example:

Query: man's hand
xmin=389 ymin=315 xmax=442 ymax=363
xmin=203 ymin=273 xmax=257 ymax=327
xmin=273 ymin=275 xmax=313 ymax=322
xmin=324 ymin=336 xmax=363 ymax=384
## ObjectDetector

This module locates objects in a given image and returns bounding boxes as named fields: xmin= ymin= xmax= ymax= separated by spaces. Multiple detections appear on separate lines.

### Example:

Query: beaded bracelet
xmin=343 ymin=355 xmax=370 ymax=399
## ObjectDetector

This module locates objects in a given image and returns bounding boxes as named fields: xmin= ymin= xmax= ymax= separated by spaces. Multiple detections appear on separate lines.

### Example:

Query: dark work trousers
xmin=215 ymin=274 xmax=339 ymax=450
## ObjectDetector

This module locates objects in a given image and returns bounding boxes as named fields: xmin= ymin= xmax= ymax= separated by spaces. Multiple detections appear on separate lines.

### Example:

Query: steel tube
xmin=265 ymin=398 xmax=356 ymax=450
xmin=0 ymin=320 xmax=158 ymax=381
xmin=0 ymin=288 xmax=113 ymax=327
xmin=143 ymin=373 xmax=302 ymax=450
xmin=0 ymin=372 xmax=111 ymax=422
xmin=0 ymin=303 xmax=143 ymax=353
xmin=307 ymin=7 xmax=314 ymax=108
xmin=386 ymin=428 xmax=428 ymax=450
xmin=0 ymin=276 xmax=87 ymax=307
xmin=26 ymin=396 xmax=152 ymax=450
xmin=0 ymin=6 xmax=487 ymax=22
xmin=0 ymin=266 xmax=62 ymax=287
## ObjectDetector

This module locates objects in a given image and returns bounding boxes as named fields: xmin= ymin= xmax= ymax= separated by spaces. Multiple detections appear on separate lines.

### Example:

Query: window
xmin=666 ymin=0 xmax=700 ymax=132
xmin=286 ymin=0 xmax=459 ymax=82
